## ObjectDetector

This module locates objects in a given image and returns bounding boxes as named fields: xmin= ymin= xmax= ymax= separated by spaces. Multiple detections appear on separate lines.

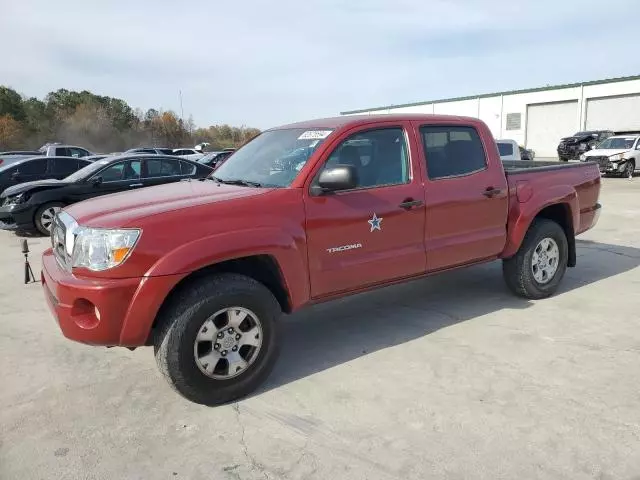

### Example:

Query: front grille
xmin=591 ymin=156 xmax=610 ymax=168
xmin=51 ymin=212 xmax=77 ymax=271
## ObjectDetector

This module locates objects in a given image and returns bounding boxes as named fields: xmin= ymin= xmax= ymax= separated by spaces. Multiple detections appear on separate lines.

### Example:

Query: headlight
xmin=4 ymin=193 xmax=25 ymax=206
xmin=579 ymin=154 xmax=586 ymax=161
xmin=71 ymin=227 xmax=141 ymax=271
xmin=610 ymin=153 xmax=624 ymax=161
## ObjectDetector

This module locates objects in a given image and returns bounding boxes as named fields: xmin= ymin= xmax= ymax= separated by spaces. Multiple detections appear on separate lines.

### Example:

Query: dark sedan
xmin=0 ymin=156 xmax=95 ymax=196
xmin=0 ymin=154 xmax=213 ymax=235
xmin=197 ymin=149 xmax=235 ymax=169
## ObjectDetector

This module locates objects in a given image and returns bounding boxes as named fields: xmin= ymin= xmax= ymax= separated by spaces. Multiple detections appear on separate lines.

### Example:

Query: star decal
xmin=368 ymin=213 xmax=383 ymax=232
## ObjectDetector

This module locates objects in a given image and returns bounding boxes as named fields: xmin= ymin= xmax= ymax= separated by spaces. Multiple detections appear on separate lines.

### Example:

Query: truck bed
xmin=502 ymin=159 xmax=597 ymax=174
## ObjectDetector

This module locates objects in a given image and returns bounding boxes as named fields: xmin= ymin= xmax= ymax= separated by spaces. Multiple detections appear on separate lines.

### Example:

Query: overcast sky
xmin=2 ymin=0 xmax=639 ymax=129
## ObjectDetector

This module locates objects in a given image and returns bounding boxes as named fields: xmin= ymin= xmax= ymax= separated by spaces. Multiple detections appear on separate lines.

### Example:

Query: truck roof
xmin=272 ymin=114 xmax=482 ymax=131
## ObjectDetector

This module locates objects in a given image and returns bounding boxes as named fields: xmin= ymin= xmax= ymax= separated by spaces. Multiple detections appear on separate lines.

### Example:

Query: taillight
xmin=0 ymin=159 xmax=4 ymax=166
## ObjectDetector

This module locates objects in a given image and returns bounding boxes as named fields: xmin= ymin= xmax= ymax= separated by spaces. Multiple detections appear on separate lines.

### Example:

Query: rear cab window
xmin=420 ymin=125 xmax=487 ymax=179
xmin=497 ymin=142 xmax=514 ymax=157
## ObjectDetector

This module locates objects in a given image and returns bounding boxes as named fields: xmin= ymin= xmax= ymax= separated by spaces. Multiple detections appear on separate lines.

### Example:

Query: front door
xmin=71 ymin=158 xmax=143 ymax=202
xmin=304 ymin=125 xmax=427 ymax=298
xmin=416 ymin=123 xmax=508 ymax=271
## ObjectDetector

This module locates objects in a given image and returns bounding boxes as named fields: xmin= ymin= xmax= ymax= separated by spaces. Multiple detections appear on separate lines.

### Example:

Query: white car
xmin=496 ymin=139 xmax=522 ymax=160
xmin=580 ymin=135 xmax=640 ymax=177
xmin=172 ymin=148 xmax=205 ymax=162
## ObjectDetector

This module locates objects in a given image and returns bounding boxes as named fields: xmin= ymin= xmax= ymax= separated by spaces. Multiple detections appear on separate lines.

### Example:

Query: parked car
xmin=0 ymin=156 xmax=95 ymax=201
xmin=0 ymin=154 xmax=212 ymax=235
xmin=172 ymin=148 xmax=205 ymax=161
xmin=40 ymin=114 xmax=602 ymax=405
xmin=496 ymin=139 xmax=521 ymax=160
xmin=125 ymin=147 xmax=175 ymax=155
xmin=557 ymin=130 xmax=614 ymax=161
xmin=580 ymin=134 xmax=640 ymax=177
xmin=197 ymin=150 xmax=235 ymax=169
xmin=83 ymin=155 xmax=110 ymax=162
xmin=519 ymin=146 xmax=535 ymax=161
xmin=0 ymin=143 xmax=94 ymax=167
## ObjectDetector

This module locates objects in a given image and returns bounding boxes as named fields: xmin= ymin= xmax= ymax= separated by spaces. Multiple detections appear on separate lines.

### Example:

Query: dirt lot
xmin=1 ymin=178 xmax=640 ymax=480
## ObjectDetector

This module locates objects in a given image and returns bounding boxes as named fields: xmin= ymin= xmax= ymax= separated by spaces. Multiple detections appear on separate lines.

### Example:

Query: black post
xmin=22 ymin=239 xmax=36 ymax=284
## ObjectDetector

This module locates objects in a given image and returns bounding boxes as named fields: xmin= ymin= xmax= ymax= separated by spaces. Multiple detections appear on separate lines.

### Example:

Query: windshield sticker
xmin=298 ymin=130 xmax=332 ymax=140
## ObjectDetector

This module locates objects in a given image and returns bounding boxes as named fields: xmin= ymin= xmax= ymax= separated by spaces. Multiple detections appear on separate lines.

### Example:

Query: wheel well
xmin=147 ymin=255 xmax=292 ymax=345
xmin=535 ymin=203 xmax=576 ymax=267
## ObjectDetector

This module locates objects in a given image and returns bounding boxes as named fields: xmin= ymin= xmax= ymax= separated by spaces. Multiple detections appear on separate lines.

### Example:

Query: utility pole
xmin=179 ymin=90 xmax=184 ymax=123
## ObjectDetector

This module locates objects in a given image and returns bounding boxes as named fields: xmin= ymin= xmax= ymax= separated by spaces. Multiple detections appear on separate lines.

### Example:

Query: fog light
xmin=71 ymin=298 xmax=100 ymax=329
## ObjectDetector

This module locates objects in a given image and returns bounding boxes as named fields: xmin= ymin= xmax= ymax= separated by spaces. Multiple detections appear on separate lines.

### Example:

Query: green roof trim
xmin=340 ymin=74 xmax=640 ymax=115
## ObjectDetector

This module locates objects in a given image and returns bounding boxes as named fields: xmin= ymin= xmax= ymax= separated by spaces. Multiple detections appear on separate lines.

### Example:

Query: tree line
xmin=0 ymin=86 xmax=261 ymax=153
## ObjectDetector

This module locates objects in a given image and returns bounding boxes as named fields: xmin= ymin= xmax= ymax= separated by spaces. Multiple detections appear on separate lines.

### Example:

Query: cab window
xmin=323 ymin=128 xmax=409 ymax=189
xmin=420 ymin=126 xmax=487 ymax=179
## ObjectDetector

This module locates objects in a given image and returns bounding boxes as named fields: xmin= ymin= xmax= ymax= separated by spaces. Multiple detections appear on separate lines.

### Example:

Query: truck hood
xmin=1 ymin=179 xmax=65 ymax=197
xmin=583 ymin=148 xmax=630 ymax=158
xmin=65 ymin=179 xmax=274 ymax=228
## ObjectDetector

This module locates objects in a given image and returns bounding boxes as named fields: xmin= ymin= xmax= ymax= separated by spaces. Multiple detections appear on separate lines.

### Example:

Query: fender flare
xmin=503 ymin=184 xmax=578 ymax=260
xmin=144 ymin=226 xmax=310 ymax=307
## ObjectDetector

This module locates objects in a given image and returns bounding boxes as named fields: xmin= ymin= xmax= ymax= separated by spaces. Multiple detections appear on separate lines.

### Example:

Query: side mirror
xmin=91 ymin=176 xmax=103 ymax=186
xmin=314 ymin=165 xmax=358 ymax=195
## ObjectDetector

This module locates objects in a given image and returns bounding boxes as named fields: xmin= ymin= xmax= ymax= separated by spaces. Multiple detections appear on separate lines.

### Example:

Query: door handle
xmin=129 ymin=183 xmax=143 ymax=187
xmin=399 ymin=199 xmax=424 ymax=210
xmin=483 ymin=187 xmax=502 ymax=198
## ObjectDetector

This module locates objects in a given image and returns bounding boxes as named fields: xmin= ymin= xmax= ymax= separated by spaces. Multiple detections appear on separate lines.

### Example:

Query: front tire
xmin=154 ymin=273 xmax=281 ymax=406
xmin=623 ymin=161 xmax=635 ymax=179
xmin=503 ymin=219 xmax=569 ymax=299
xmin=34 ymin=202 xmax=64 ymax=235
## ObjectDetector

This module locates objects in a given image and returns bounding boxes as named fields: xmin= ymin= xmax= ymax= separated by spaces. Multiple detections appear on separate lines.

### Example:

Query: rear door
xmin=142 ymin=157 xmax=186 ymax=187
xmin=304 ymin=123 xmax=427 ymax=298
xmin=416 ymin=122 xmax=508 ymax=271
xmin=49 ymin=157 xmax=84 ymax=179
xmin=67 ymin=147 xmax=92 ymax=158
xmin=14 ymin=158 xmax=48 ymax=184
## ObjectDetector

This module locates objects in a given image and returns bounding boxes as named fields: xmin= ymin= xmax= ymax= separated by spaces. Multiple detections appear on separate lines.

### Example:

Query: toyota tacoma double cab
xmin=41 ymin=114 xmax=602 ymax=405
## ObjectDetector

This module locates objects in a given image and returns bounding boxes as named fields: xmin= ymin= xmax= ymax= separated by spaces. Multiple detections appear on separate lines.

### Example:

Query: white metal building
xmin=340 ymin=75 xmax=640 ymax=158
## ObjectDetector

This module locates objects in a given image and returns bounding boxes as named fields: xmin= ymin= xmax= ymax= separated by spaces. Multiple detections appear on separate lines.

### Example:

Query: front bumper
xmin=41 ymin=249 xmax=186 ymax=347
xmin=0 ymin=203 xmax=37 ymax=231
xmin=557 ymin=145 xmax=581 ymax=159
xmin=584 ymin=157 xmax=628 ymax=174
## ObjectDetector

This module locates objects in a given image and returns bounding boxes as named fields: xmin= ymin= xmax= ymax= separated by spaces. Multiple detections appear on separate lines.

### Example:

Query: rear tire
xmin=153 ymin=273 xmax=281 ymax=406
xmin=503 ymin=219 xmax=569 ymax=299
xmin=34 ymin=202 xmax=64 ymax=235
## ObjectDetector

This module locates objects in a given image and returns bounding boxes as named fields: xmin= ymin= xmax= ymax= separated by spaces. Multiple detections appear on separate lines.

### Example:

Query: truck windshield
xmin=211 ymin=128 xmax=333 ymax=187
xmin=596 ymin=137 xmax=636 ymax=150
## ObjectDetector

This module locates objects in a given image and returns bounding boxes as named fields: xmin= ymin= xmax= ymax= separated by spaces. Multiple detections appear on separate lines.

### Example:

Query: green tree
xmin=0 ymin=87 xmax=26 ymax=121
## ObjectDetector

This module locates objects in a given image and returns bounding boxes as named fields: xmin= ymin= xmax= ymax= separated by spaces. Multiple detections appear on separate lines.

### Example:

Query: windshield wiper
xmin=208 ymin=176 xmax=263 ymax=187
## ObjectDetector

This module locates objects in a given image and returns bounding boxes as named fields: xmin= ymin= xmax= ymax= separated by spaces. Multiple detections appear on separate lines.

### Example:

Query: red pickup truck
xmin=41 ymin=114 xmax=601 ymax=405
